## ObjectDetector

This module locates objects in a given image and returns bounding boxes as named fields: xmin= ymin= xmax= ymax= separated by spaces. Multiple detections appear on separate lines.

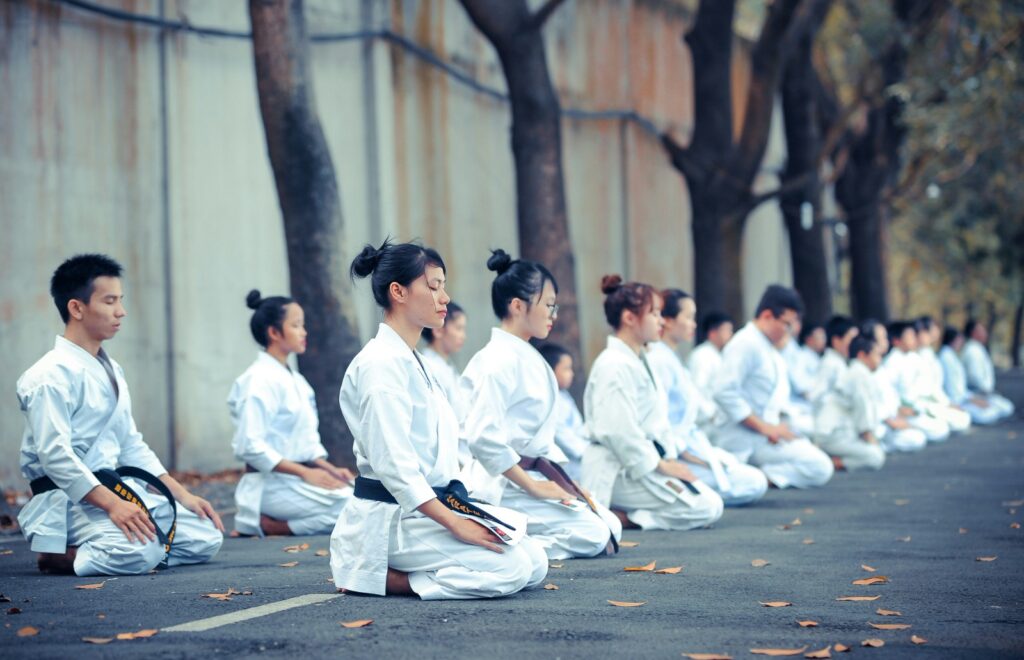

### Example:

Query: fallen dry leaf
xmin=7 ymin=607 xmax=21 ymax=615
xmin=17 ymin=626 xmax=39 ymax=637
xmin=852 ymin=576 xmax=889 ymax=586
xmin=314 ymin=549 xmax=329 ymax=557
xmin=797 ymin=620 xmax=819 ymax=627
xmin=790 ymin=518 xmax=803 ymax=526
xmin=759 ymin=601 xmax=793 ymax=608
xmin=861 ymin=639 xmax=884 ymax=648
xmin=750 ymin=646 xmax=808 ymax=656
xmin=802 ymin=538 xmax=815 ymax=545
xmin=910 ymin=635 xmax=927 ymax=645
xmin=549 ymin=563 xmax=564 ymax=569
xmin=875 ymin=608 xmax=901 ymax=616
xmin=976 ymin=556 xmax=997 ymax=562
xmin=958 ymin=528 xmax=968 ymax=534
xmin=896 ymin=536 xmax=911 ymax=542
xmin=543 ymin=583 xmax=559 ymax=590
xmin=804 ymin=646 xmax=831 ymax=659
xmin=869 ymin=622 xmax=911 ymax=630
xmin=340 ymin=619 xmax=373 ymax=628
xmin=682 ymin=654 xmax=732 ymax=660
xmin=203 ymin=588 xmax=242 ymax=601
xmin=82 ymin=637 xmax=114 ymax=645
xmin=115 ymin=629 xmax=158 ymax=640
xmin=279 ymin=561 xmax=299 ymax=568
xmin=655 ymin=566 xmax=684 ymax=574
xmin=836 ymin=595 xmax=880 ymax=601
xmin=283 ymin=543 xmax=310 ymax=553
xmin=861 ymin=564 xmax=876 ymax=572
xmin=624 ymin=560 xmax=656 ymax=572
xmin=752 ymin=559 xmax=770 ymax=568
xmin=894 ymin=499 xmax=909 ymax=506
xmin=1011 ymin=522 xmax=1020 ymax=529
xmin=607 ymin=600 xmax=646 ymax=607
xmin=75 ymin=582 xmax=106 ymax=590
xmin=803 ymin=508 xmax=815 ymax=514
xmin=1002 ymin=499 xmax=1024 ymax=507
xmin=619 ymin=541 xmax=640 ymax=548
xmin=833 ymin=643 xmax=849 ymax=652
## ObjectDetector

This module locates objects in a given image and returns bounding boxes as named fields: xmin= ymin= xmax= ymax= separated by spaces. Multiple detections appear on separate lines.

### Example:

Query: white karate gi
xmin=883 ymin=350 xmax=955 ymax=440
xmin=869 ymin=365 xmax=928 ymax=453
xmin=812 ymin=361 xmax=886 ymax=471
xmin=330 ymin=324 xmax=547 ymax=599
xmin=686 ymin=342 xmax=728 ymax=430
xmin=918 ymin=346 xmax=971 ymax=432
xmin=647 ymin=342 xmax=767 ymax=506
xmin=938 ymin=346 xmax=1002 ymax=425
xmin=781 ymin=342 xmax=819 ymax=434
xmin=712 ymin=323 xmax=834 ymax=489
xmin=581 ymin=337 xmax=724 ymax=531
xmin=459 ymin=328 xmax=620 ymax=560
xmin=552 ymin=389 xmax=589 ymax=481
xmin=961 ymin=339 xmax=1015 ymax=420
xmin=420 ymin=346 xmax=473 ymax=465
xmin=228 ymin=352 xmax=351 ymax=536
xmin=17 ymin=337 xmax=223 ymax=576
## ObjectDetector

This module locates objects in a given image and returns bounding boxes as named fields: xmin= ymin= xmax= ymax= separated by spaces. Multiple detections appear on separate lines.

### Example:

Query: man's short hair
xmin=825 ymin=315 xmax=857 ymax=347
xmin=798 ymin=321 xmax=824 ymax=346
xmin=849 ymin=334 xmax=876 ymax=360
xmin=755 ymin=284 xmax=804 ymax=318
xmin=50 ymin=254 xmax=123 ymax=324
xmin=700 ymin=311 xmax=733 ymax=337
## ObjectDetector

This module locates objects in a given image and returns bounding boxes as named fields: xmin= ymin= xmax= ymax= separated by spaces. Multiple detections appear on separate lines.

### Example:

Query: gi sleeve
xmin=230 ymin=383 xmax=285 ymax=473
xmin=460 ymin=365 xmax=521 ymax=476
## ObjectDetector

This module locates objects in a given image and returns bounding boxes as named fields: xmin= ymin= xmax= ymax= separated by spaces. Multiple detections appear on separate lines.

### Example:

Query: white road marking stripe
xmin=162 ymin=593 xmax=341 ymax=633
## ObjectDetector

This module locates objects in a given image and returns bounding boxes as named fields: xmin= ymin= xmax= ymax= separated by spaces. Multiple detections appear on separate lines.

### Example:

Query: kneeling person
xmin=18 ymin=254 xmax=224 ymax=576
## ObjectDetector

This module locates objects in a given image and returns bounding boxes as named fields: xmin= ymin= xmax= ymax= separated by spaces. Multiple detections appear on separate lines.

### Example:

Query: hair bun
xmin=487 ymin=249 xmax=513 ymax=274
xmin=246 ymin=289 xmax=263 ymax=310
xmin=600 ymin=274 xmax=623 ymax=295
xmin=351 ymin=242 xmax=385 ymax=278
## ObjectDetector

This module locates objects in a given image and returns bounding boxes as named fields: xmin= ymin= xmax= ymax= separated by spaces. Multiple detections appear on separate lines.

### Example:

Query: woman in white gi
xmin=330 ymin=240 xmax=547 ymax=599
xmin=812 ymin=334 xmax=886 ymax=471
xmin=228 ymin=290 xmax=353 ymax=537
xmin=860 ymin=320 xmax=928 ymax=452
xmin=961 ymin=319 xmax=1015 ymax=420
xmin=18 ymin=254 xmax=223 ymax=576
xmin=712 ymin=285 xmax=834 ymax=489
xmin=939 ymin=326 xmax=1002 ymax=425
xmin=646 ymin=289 xmax=767 ymax=506
xmin=582 ymin=276 xmax=724 ymax=531
xmin=420 ymin=301 xmax=471 ymax=464
xmin=460 ymin=250 xmax=620 ymax=560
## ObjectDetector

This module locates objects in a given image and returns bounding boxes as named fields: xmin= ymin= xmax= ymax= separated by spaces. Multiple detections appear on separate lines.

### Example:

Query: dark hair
xmin=849 ymin=334 xmax=876 ymax=360
xmin=538 ymin=342 xmax=572 ymax=370
xmin=422 ymin=301 xmax=464 ymax=342
xmin=50 ymin=254 xmax=124 ymax=324
xmin=701 ymin=311 xmax=733 ymax=337
xmin=918 ymin=315 xmax=935 ymax=331
xmin=486 ymin=249 xmax=558 ymax=319
xmin=887 ymin=320 xmax=914 ymax=342
xmin=942 ymin=325 xmax=960 ymax=347
xmin=246 ymin=289 xmax=295 ymax=348
xmin=825 ymin=315 xmax=857 ymax=348
xmin=601 ymin=274 xmax=656 ymax=329
xmin=350 ymin=238 xmax=446 ymax=309
xmin=860 ymin=318 xmax=882 ymax=338
xmin=964 ymin=318 xmax=979 ymax=338
xmin=798 ymin=321 xmax=824 ymax=345
xmin=660 ymin=288 xmax=692 ymax=319
xmin=755 ymin=284 xmax=804 ymax=318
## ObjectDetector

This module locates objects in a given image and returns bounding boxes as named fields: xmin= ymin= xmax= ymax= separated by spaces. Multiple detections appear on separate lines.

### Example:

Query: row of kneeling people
xmin=14 ymin=248 xmax=1015 ymax=599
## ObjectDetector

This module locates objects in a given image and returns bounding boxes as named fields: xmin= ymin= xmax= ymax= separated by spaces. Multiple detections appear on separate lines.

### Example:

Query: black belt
xmin=518 ymin=455 xmax=619 ymax=555
xmin=30 ymin=467 xmax=177 ymax=560
xmin=353 ymin=477 xmax=517 ymax=532
xmin=245 ymin=461 xmax=318 ymax=474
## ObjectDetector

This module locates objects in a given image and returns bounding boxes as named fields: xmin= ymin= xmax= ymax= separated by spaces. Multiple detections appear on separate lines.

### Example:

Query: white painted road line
xmin=162 ymin=593 xmax=342 ymax=633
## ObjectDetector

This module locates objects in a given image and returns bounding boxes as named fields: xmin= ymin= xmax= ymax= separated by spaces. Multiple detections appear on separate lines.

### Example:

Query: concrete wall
xmin=0 ymin=0 xmax=792 ymax=484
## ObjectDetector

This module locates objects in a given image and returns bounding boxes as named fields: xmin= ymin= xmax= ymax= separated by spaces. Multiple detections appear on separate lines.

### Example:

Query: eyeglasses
xmin=546 ymin=303 xmax=559 ymax=318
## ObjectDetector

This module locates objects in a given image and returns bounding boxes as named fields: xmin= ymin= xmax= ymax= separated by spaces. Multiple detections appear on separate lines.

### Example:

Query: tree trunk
xmin=1011 ymin=298 xmax=1023 ymax=368
xmin=249 ymin=0 xmax=362 ymax=466
xmin=845 ymin=203 xmax=890 ymax=321
xmin=457 ymin=0 xmax=585 ymax=398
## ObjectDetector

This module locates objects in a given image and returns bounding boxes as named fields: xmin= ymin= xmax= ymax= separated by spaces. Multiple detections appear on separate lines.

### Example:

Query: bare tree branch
xmin=528 ymin=0 xmax=568 ymax=31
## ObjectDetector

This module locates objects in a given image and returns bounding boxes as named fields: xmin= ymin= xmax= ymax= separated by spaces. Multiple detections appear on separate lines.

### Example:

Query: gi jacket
xmin=939 ymin=345 xmax=970 ymax=405
xmin=816 ymin=360 xmax=879 ymax=436
xmin=332 ymin=324 xmax=459 ymax=595
xmin=17 ymin=336 xmax=166 ymax=553
xmin=714 ymin=323 xmax=789 ymax=426
xmin=961 ymin=339 xmax=996 ymax=394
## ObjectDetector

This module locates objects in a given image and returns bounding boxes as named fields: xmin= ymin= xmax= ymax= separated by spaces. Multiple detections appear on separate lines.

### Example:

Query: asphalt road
xmin=2 ymin=375 xmax=1023 ymax=659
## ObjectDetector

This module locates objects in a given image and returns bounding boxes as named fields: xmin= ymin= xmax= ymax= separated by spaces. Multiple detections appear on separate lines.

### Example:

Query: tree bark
xmin=457 ymin=0 xmax=585 ymax=398
xmin=1011 ymin=298 xmax=1023 ymax=368
xmin=249 ymin=0 xmax=362 ymax=466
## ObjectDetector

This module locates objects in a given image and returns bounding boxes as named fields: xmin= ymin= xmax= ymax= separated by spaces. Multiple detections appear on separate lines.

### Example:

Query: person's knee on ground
xmin=720 ymin=465 xmax=769 ymax=506
xmin=74 ymin=534 xmax=165 ymax=576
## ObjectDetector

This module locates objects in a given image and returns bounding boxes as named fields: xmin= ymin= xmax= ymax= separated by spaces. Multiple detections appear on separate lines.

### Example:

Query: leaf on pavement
xmin=790 ymin=518 xmax=803 ymax=526
xmin=896 ymin=536 xmax=911 ymax=543
xmin=7 ymin=607 xmax=21 ymax=615
xmin=833 ymin=643 xmax=850 ymax=652
xmin=283 ymin=543 xmax=310 ymax=553
xmin=75 ymin=582 xmax=106 ymax=590
xmin=803 ymin=508 xmax=815 ymax=514
xmin=860 ymin=639 xmax=884 ymax=648
xmin=976 ymin=556 xmax=997 ymax=562
xmin=759 ymin=601 xmax=793 ymax=608
xmin=910 ymin=635 xmax=927 ymax=645
xmin=869 ymin=622 xmax=910 ymax=630
xmin=17 ymin=626 xmax=39 ymax=637
xmin=750 ymin=646 xmax=808 ymax=656
xmin=619 ymin=541 xmax=640 ymax=548
xmin=115 ymin=629 xmax=158 ymax=640
xmin=82 ymin=637 xmax=114 ymax=644
xmin=549 ymin=563 xmax=564 ymax=569
xmin=836 ymin=595 xmax=880 ymax=601
xmin=752 ymin=559 xmax=770 ymax=568
xmin=802 ymin=539 xmax=815 ymax=545
xmin=340 ymin=619 xmax=373 ymax=628
xmin=797 ymin=620 xmax=818 ymax=627
xmin=894 ymin=499 xmax=909 ymax=506
xmin=682 ymin=654 xmax=732 ymax=660
xmin=1002 ymin=499 xmax=1024 ymax=507
xmin=958 ymin=528 xmax=968 ymax=534
xmin=607 ymin=600 xmax=646 ymax=607
xmin=624 ymin=560 xmax=656 ymax=572
xmin=852 ymin=576 xmax=888 ymax=586
xmin=1010 ymin=522 xmax=1020 ymax=529
xmin=804 ymin=646 xmax=831 ymax=659
xmin=544 ymin=583 xmax=559 ymax=590
xmin=203 ymin=588 xmax=241 ymax=601
xmin=0 ymin=549 xmax=12 ymax=556
xmin=861 ymin=565 xmax=876 ymax=572
xmin=279 ymin=561 xmax=299 ymax=568
xmin=315 ymin=549 xmax=329 ymax=557
xmin=875 ymin=608 xmax=901 ymax=616
xmin=655 ymin=566 xmax=684 ymax=574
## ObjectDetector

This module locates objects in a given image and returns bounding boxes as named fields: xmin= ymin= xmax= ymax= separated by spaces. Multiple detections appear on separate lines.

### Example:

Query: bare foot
xmin=611 ymin=509 xmax=641 ymax=530
xmin=340 ymin=568 xmax=414 ymax=596
xmin=831 ymin=456 xmax=846 ymax=471
xmin=38 ymin=547 xmax=78 ymax=575
xmin=259 ymin=514 xmax=292 ymax=536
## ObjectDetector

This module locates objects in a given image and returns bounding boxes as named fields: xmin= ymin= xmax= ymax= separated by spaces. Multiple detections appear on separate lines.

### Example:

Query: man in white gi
xmin=688 ymin=311 xmax=734 ymax=393
xmin=961 ymin=319 xmax=1016 ymax=420
xmin=783 ymin=321 xmax=825 ymax=417
xmin=884 ymin=321 xmax=961 ymax=440
xmin=915 ymin=317 xmax=972 ymax=432
xmin=712 ymin=285 xmax=834 ymax=489
xmin=939 ymin=326 xmax=1003 ymax=425
xmin=17 ymin=254 xmax=224 ymax=576
xmin=812 ymin=334 xmax=886 ymax=471
xmin=860 ymin=320 xmax=928 ymax=453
